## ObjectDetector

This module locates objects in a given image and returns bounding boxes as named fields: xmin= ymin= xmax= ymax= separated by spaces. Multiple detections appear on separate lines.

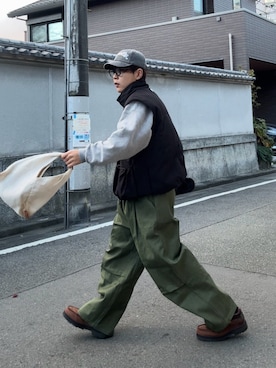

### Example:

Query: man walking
xmin=61 ymin=49 xmax=247 ymax=341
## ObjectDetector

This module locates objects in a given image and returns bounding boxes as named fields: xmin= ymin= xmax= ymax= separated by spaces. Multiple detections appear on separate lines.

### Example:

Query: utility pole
xmin=64 ymin=0 xmax=91 ymax=228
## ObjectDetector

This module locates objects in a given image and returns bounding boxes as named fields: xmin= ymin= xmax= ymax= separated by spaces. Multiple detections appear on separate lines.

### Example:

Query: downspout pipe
xmin=228 ymin=33 xmax=233 ymax=71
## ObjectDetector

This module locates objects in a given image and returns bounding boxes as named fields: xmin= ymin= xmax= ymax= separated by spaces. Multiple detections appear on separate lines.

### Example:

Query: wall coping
xmin=182 ymin=133 xmax=256 ymax=150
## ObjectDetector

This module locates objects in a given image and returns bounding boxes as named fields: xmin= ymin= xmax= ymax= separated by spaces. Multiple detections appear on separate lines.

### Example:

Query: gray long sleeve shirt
xmin=79 ymin=102 xmax=153 ymax=165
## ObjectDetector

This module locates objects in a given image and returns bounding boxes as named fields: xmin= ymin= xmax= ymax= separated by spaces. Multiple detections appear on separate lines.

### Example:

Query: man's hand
xmin=61 ymin=149 xmax=81 ymax=168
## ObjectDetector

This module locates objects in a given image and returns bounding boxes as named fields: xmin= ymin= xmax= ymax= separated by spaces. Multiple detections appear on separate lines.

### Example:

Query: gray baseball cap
xmin=104 ymin=49 xmax=146 ymax=70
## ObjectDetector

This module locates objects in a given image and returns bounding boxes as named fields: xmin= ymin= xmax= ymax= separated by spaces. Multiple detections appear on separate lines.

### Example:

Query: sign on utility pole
xmin=64 ymin=0 xmax=91 ymax=228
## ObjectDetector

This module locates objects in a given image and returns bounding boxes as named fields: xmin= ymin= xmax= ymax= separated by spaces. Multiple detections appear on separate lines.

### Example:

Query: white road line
xmin=174 ymin=178 xmax=276 ymax=208
xmin=0 ymin=221 xmax=113 ymax=255
xmin=1 ymin=178 xmax=276 ymax=256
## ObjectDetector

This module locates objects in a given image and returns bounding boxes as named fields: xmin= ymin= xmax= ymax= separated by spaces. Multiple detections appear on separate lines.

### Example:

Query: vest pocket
xmin=113 ymin=160 xmax=138 ymax=200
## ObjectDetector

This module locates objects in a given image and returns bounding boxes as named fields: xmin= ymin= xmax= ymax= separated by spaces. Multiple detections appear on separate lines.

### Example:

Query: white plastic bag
xmin=0 ymin=152 xmax=72 ymax=219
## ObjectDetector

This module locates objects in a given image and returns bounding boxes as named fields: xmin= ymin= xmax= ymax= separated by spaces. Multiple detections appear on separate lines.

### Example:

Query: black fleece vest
xmin=113 ymin=80 xmax=188 ymax=200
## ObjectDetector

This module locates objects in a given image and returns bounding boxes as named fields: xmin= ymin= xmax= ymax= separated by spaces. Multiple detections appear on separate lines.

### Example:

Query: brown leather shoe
xmin=196 ymin=308 xmax=248 ymax=341
xmin=63 ymin=305 xmax=113 ymax=339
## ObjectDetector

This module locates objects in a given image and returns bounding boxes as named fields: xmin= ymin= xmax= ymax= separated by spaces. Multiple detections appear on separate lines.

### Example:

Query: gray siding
xmin=214 ymin=0 xmax=256 ymax=12
xmin=87 ymin=11 xmax=250 ymax=70
xmin=86 ymin=0 xmax=256 ymax=37
xmin=245 ymin=12 xmax=276 ymax=65
xmin=87 ymin=0 xmax=193 ymax=35
xmin=214 ymin=0 xmax=234 ymax=12
xmin=86 ymin=10 xmax=275 ymax=71
xmin=241 ymin=0 xmax=256 ymax=12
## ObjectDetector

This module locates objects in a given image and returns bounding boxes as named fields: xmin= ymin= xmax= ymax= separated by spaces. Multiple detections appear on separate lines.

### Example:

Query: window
xmin=194 ymin=0 xmax=214 ymax=15
xmin=31 ymin=24 xmax=47 ymax=42
xmin=30 ymin=21 xmax=63 ymax=42
xmin=233 ymin=0 xmax=241 ymax=10
xmin=194 ymin=0 xmax=204 ymax=15
xmin=48 ymin=22 xmax=63 ymax=41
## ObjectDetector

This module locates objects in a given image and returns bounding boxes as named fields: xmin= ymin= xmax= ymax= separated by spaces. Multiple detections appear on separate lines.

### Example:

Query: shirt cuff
xmin=78 ymin=149 xmax=86 ymax=163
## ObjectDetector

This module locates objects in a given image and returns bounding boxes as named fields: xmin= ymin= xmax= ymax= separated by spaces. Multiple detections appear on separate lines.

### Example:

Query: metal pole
xmin=65 ymin=0 xmax=89 ymax=98
xmin=64 ymin=0 xmax=91 ymax=228
xmin=64 ymin=0 xmax=70 ymax=229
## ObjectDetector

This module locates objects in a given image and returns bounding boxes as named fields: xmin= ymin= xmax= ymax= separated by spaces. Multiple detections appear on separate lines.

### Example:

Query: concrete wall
xmin=148 ymin=75 xmax=257 ymax=183
xmin=0 ymin=56 xmax=258 ymax=231
xmin=0 ymin=61 xmax=64 ymax=156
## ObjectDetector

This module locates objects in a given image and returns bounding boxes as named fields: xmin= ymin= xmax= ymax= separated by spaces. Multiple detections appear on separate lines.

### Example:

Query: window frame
xmin=27 ymin=14 xmax=63 ymax=43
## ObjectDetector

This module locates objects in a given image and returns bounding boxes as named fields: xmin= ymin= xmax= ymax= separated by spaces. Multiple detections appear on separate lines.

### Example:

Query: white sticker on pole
xmin=72 ymin=113 xmax=91 ymax=148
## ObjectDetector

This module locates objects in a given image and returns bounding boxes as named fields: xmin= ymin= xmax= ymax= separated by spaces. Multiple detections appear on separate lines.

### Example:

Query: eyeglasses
xmin=108 ymin=68 xmax=134 ymax=78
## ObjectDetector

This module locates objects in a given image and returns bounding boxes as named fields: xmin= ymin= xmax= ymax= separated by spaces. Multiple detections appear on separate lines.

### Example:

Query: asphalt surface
xmin=0 ymin=171 xmax=276 ymax=368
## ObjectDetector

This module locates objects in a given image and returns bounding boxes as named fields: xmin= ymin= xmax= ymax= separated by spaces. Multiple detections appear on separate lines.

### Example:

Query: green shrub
xmin=249 ymin=69 xmax=273 ymax=167
xmin=253 ymin=117 xmax=274 ymax=165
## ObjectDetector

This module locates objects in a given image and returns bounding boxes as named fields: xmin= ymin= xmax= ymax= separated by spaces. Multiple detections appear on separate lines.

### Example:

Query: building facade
xmin=8 ymin=0 xmax=276 ymax=125
xmin=256 ymin=0 xmax=276 ymax=22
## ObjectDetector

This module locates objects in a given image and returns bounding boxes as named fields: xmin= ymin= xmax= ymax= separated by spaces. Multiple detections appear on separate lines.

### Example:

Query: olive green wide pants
xmin=79 ymin=190 xmax=237 ymax=336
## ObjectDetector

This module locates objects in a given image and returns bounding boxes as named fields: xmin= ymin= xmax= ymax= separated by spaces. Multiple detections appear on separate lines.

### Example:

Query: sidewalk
xmin=1 ymin=264 xmax=275 ymax=367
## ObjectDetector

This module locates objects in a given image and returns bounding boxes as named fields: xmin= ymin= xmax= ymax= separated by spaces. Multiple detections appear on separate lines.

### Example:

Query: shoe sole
xmin=63 ymin=311 xmax=94 ymax=331
xmin=63 ymin=311 xmax=113 ymax=339
xmin=197 ymin=321 xmax=248 ymax=342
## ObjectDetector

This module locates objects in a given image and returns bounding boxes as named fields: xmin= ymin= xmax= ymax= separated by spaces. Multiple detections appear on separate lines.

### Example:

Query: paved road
xmin=0 ymin=172 xmax=276 ymax=367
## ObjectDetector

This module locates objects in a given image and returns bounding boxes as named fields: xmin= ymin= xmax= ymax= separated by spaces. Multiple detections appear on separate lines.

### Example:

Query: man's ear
xmin=136 ymin=68 xmax=144 ymax=80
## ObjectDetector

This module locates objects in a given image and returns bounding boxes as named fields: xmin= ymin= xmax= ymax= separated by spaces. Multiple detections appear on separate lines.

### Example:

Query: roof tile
xmin=0 ymin=38 xmax=253 ymax=82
